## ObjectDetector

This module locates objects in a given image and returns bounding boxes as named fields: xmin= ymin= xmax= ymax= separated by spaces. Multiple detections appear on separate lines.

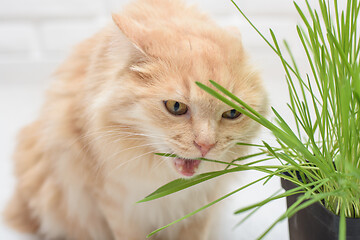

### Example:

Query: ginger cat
xmin=4 ymin=0 xmax=267 ymax=239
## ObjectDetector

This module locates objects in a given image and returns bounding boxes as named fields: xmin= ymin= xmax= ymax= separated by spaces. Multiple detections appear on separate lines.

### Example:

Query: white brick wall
xmin=0 ymin=0 xmax=308 ymax=86
xmin=40 ymin=19 xmax=102 ymax=52
xmin=0 ymin=23 xmax=36 ymax=54
xmin=0 ymin=0 xmax=105 ymax=19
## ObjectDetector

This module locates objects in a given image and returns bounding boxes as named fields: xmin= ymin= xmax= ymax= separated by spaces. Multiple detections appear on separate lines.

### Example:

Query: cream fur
xmin=4 ymin=0 xmax=267 ymax=239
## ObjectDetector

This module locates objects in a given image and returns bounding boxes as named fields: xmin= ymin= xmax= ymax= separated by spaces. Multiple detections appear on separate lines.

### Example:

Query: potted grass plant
xmin=138 ymin=0 xmax=360 ymax=239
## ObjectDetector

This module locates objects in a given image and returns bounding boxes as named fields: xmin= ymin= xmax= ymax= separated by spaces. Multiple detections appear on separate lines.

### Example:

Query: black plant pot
xmin=281 ymin=177 xmax=360 ymax=240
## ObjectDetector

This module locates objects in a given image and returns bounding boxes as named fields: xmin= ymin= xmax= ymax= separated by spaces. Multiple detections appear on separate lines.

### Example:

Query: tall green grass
xmin=139 ymin=0 xmax=360 ymax=239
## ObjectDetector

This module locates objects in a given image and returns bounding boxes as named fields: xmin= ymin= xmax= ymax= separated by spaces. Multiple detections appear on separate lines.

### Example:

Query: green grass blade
xmin=138 ymin=167 xmax=245 ymax=203
xmin=146 ymin=175 xmax=269 ymax=238
xmin=339 ymin=205 xmax=347 ymax=240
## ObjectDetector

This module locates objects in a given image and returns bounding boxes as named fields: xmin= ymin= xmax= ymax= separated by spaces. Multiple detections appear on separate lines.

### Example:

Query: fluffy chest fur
xmin=101 ymin=171 xmax=215 ymax=239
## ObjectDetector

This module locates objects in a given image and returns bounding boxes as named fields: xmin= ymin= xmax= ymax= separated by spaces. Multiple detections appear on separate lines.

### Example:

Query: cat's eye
xmin=164 ymin=100 xmax=188 ymax=116
xmin=222 ymin=109 xmax=241 ymax=119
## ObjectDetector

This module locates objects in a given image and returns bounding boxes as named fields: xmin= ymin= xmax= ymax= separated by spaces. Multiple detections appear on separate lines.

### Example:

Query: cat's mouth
xmin=173 ymin=158 xmax=201 ymax=177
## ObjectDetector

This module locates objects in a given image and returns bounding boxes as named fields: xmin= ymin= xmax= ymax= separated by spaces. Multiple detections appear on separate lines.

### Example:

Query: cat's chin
xmin=173 ymin=158 xmax=201 ymax=177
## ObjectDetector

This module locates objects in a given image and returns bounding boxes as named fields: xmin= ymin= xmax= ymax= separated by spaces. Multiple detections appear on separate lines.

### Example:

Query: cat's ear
xmin=111 ymin=13 xmax=150 ymax=76
xmin=226 ymin=26 xmax=244 ymax=54
xmin=226 ymin=26 xmax=243 ymax=40
xmin=112 ymin=13 xmax=148 ymax=57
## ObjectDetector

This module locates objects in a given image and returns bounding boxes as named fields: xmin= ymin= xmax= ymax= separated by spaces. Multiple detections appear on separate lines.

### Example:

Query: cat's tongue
xmin=173 ymin=158 xmax=201 ymax=177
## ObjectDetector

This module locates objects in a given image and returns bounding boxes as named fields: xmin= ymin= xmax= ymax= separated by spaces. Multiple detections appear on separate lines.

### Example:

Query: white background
xmin=0 ymin=0 xmax=314 ymax=239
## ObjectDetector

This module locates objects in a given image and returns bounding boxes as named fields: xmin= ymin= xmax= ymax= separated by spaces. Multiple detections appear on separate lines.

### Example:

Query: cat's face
xmin=89 ymin=17 xmax=267 ymax=178
xmin=126 ymin=58 xmax=265 ymax=177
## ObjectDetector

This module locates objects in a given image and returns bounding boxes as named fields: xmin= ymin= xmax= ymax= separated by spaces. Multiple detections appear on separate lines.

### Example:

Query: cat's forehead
xmin=144 ymin=30 xmax=259 ymax=113
xmin=171 ymin=57 xmax=245 ymax=103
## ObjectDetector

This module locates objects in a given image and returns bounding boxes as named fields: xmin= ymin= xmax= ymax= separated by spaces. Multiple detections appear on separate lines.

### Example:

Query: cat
xmin=4 ymin=0 xmax=267 ymax=239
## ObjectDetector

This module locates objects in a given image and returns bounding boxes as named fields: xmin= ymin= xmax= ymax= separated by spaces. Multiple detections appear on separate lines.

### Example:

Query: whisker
xmin=96 ymin=141 xmax=164 ymax=177
xmin=105 ymin=142 xmax=163 ymax=163
xmin=149 ymin=150 xmax=173 ymax=172
xmin=109 ymin=149 xmax=157 ymax=175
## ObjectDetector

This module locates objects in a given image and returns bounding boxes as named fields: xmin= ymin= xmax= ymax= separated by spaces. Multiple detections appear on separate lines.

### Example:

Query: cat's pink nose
xmin=194 ymin=141 xmax=215 ymax=157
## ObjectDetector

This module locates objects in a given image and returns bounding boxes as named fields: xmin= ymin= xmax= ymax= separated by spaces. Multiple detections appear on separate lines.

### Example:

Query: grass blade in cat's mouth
xmin=173 ymin=158 xmax=201 ymax=177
